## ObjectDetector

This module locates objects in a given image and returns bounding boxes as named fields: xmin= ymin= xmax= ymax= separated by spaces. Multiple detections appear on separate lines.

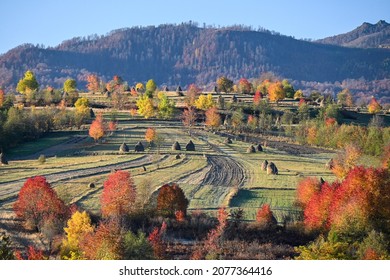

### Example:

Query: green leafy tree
xmin=282 ymin=79 xmax=295 ymax=98
xmin=157 ymin=93 xmax=175 ymax=119
xmin=146 ymin=79 xmax=157 ymax=94
xmin=16 ymin=70 xmax=39 ymax=94
xmin=216 ymin=76 xmax=233 ymax=93
xmin=122 ymin=231 xmax=154 ymax=260
xmin=63 ymin=79 xmax=77 ymax=93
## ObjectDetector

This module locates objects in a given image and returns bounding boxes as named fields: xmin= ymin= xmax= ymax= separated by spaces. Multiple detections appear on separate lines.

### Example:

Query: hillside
xmin=0 ymin=23 xmax=390 ymax=91
xmin=316 ymin=20 xmax=390 ymax=48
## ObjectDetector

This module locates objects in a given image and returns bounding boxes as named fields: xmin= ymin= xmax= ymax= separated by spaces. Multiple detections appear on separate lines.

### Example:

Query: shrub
xmin=0 ymin=232 xmax=15 ymax=260
xmin=122 ymin=231 xmax=154 ymax=260
xmin=256 ymin=204 xmax=277 ymax=228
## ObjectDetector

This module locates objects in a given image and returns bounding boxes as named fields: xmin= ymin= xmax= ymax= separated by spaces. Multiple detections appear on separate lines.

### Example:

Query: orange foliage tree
xmin=13 ymin=176 xmax=68 ymax=232
xmin=0 ymin=88 xmax=4 ymax=107
xmin=302 ymin=166 xmax=390 ymax=234
xmin=268 ymin=81 xmax=285 ymax=102
xmin=145 ymin=127 xmax=157 ymax=145
xmin=157 ymin=183 xmax=189 ymax=217
xmin=89 ymin=113 xmax=105 ymax=142
xmin=331 ymin=144 xmax=362 ymax=179
xmin=382 ymin=144 xmax=390 ymax=170
xmin=367 ymin=97 xmax=382 ymax=114
xmin=256 ymin=204 xmax=277 ymax=227
xmin=296 ymin=177 xmax=322 ymax=207
xmin=205 ymin=107 xmax=221 ymax=130
xmin=101 ymin=171 xmax=137 ymax=218
xmin=80 ymin=219 xmax=122 ymax=260
xmin=238 ymin=78 xmax=252 ymax=94
xmin=86 ymin=74 xmax=100 ymax=93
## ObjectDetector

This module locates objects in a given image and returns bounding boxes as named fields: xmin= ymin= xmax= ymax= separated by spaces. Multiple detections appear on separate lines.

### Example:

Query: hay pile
xmin=185 ymin=140 xmax=195 ymax=151
xmin=134 ymin=142 xmax=144 ymax=152
xmin=224 ymin=138 xmax=232 ymax=144
xmin=119 ymin=143 xmax=129 ymax=153
xmin=172 ymin=141 xmax=181 ymax=151
xmin=247 ymin=145 xmax=256 ymax=153
xmin=256 ymin=144 xmax=263 ymax=152
xmin=267 ymin=162 xmax=278 ymax=175
xmin=0 ymin=152 xmax=8 ymax=165
xmin=261 ymin=160 xmax=268 ymax=171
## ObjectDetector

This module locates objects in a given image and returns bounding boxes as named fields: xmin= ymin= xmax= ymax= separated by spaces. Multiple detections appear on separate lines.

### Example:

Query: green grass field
xmin=0 ymin=117 xmax=339 ymax=222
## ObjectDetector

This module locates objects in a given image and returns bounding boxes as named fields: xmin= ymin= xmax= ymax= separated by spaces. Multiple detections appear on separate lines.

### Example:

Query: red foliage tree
xmin=108 ymin=121 xmax=117 ymax=132
xmin=191 ymin=208 xmax=228 ymax=260
xmin=253 ymin=90 xmax=262 ymax=105
xmin=89 ymin=113 xmax=105 ymax=142
xmin=101 ymin=170 xmax=136 ymax=218
xmin=303 ymin=181 xmax=337 ymax=231
xmin=13 ymin=176 xmax=68 ymax=232
xmin=186 ymin=84 xmax=201 ymax=106
xmin=157 ymin=183 xmax=189 ymax=217
xmin=182 ymin=106 xmax=197 ymax=130
xmin=302 ymin=166 xmax=390 ymax=233
xmin=256 ymin=204 xmax=277 ymax=227
xmin=15 ymin=246 xmax=47 ymax=260
xmin=148 ymin=221 xmax=167 ymax=259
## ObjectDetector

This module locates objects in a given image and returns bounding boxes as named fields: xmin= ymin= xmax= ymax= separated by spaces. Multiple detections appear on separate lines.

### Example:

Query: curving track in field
xmin=0 ymin=154 xmax=165 ymax=205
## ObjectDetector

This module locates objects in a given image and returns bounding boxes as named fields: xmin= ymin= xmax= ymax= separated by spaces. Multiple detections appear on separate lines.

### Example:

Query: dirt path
xmin=0 ymin=154 xmax=165 ymax=206
xmin=202 ymin=155 xmax=245 ymax=187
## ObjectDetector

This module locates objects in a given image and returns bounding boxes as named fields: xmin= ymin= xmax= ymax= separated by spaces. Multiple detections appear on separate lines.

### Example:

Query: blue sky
xmin=0 ymin=0 xmax=389 ymax=54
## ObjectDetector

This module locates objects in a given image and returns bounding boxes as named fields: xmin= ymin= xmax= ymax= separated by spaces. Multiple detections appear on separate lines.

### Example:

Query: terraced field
xmin=0 ymin=118 xmax=336 ymax=223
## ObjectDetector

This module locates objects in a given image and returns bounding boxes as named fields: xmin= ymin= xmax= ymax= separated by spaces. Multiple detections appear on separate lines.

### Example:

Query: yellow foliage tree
xmin=194 ymin=94 xmax=214 ymax=110
xmin=136 ymin=82 xmax=145 ymax=93
xmin=61 ymin=211 xmax=93 ymax=259
xmin=294 ymin=89 xmax=304 ymax=100
xmin=136 ymin=94 xmax=155 ymax=118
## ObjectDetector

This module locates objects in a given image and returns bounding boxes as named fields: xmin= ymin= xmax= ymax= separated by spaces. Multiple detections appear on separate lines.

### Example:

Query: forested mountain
xmin=1 ymin=22 xmax=390 ymax=91
xmin=316 ymin=20 xmax=390 ymax=48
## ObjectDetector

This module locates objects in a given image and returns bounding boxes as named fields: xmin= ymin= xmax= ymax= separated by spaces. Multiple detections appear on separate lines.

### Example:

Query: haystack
xmin=0 ymin=152 xmax=8 ymax=165
xmin=185 ymin=140 xmax=195 ymax=151
xmin=247 ymin=145 xmax=256 ymax=153
xmin=175 ymin=154 xmax=181 ymax=159
xmin=325 ymin=159 xmax=334 ymax=169
xmin=256 ymin=144 xmax=263 ymax=152
xmin=267 ymin=162 xmax=278 ymax=175
xmin=134 ymin=141 xmax=144 ymax=152
xmin=119 ymin=143 xmax=129 ymax=153
xmin=88 ymin=183 xmax=95 ymax=189
xmin=261 ymin=160 xmax=268 ymax=171
xmin=224 ymin=138 xmax=232 ymax=144
xmin=172 ymin=141 xmax=181 ymax=151
xmin=163 ymin=86 xmax=169 ymax=91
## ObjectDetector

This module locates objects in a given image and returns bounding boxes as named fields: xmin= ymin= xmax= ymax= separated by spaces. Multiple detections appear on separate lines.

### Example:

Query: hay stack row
xmin=247 ymin=144 xmax=263 ymax=153
xmin=172 ymin=140 xmax=195 ymax=151
xmin=261 ymin=159 xmax=278 ymax=175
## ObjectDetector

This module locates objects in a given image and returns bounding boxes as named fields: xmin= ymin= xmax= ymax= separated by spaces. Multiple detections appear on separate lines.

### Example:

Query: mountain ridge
xmin=0 ymin=22 xmax=389 ymax=91
xmin=316 ymin=20 xmax=390 ymax=48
